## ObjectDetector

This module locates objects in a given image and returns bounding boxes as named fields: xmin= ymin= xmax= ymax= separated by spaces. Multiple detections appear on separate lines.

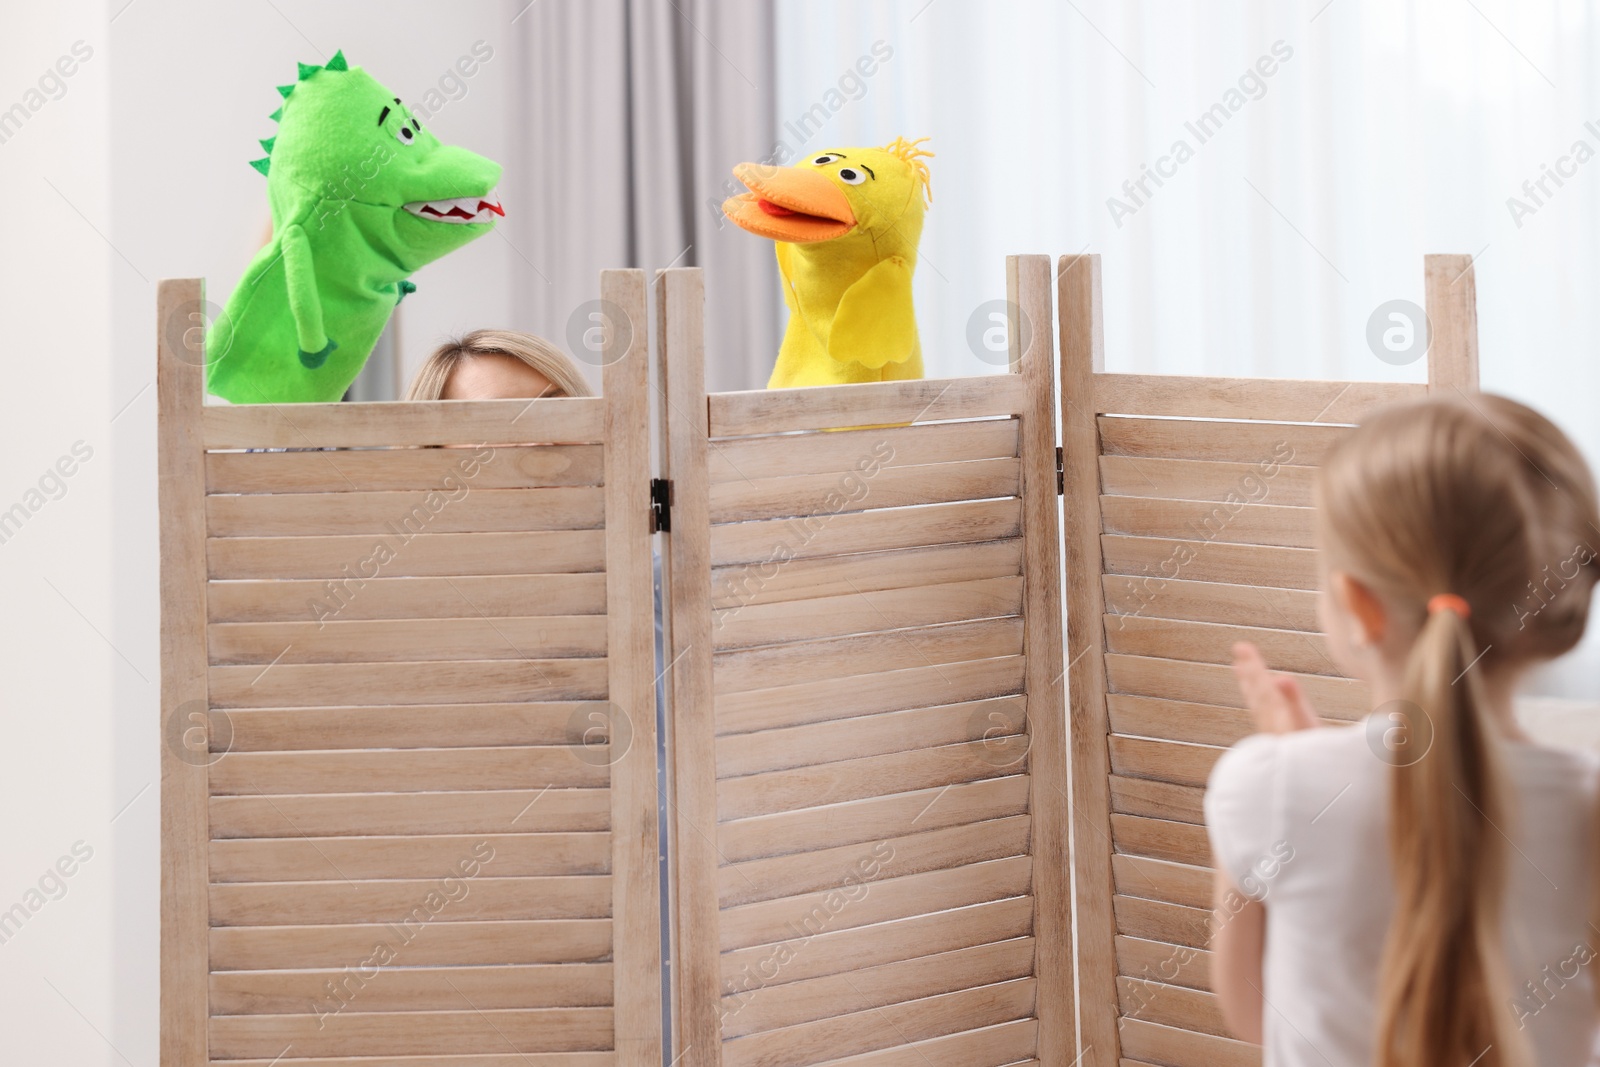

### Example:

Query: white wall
xmin=776 ymin=0 xmax=1600 ymax=698
xmin=0 ymin=3 xmax=115 ymax=1063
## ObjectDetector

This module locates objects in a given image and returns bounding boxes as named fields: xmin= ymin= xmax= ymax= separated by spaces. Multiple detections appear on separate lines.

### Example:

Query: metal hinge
xmin=1056 ymin=447 xmax=1064 ymax=495
xmin=649 ymin=478 xmax=673 ymax=534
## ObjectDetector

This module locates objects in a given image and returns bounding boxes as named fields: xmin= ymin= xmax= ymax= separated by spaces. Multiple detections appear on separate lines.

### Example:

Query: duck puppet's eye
xmin=811 ymin=153 xmax=841 ymax=165
xmin=837 ymin=167 xmax=867 ymax=185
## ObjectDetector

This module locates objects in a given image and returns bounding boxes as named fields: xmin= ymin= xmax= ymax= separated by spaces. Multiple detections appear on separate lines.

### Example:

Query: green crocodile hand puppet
xmin=207 ymin=50 xmax=503 ymax=403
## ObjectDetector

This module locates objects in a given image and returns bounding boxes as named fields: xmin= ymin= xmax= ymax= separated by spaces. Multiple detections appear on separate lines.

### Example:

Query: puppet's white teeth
xmin=404 ymin=190 xmax=503 ymax=224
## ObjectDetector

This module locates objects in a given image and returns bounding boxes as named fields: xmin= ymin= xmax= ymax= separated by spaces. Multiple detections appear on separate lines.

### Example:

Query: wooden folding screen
xmin=1060 ymin=253 xmax=1480 ymax=1067
xmin=158 ymin=272 xmax=662 ymax=1066
xmin=659 ymin=257 xmax=1074 ymax=1067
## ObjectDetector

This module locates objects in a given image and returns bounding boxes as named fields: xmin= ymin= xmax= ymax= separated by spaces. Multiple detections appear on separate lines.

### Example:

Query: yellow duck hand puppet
xmin=723 ymin=137 xmax=933 ymax=389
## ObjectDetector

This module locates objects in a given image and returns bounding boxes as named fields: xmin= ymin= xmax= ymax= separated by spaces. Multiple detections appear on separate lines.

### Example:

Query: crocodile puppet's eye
xmin=811 ymin=153 xmax=841 ymax=165
xmin=393 ymin=124 xmax=416 ymax=145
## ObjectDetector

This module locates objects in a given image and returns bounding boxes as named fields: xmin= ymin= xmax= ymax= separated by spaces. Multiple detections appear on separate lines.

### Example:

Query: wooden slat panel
xmin=716 ymin=739 xmax=1024 ymax=831
xmin=1111 ymin=775 xmax=1206 ymax=825
xmin=1118 ymin=1017 xmax=1260 ymax=1067
xmin=1071 ymin=260 xmax=1477 ymax=1067
xmin=675 ymin=264 xmax=1075 ymax=1067
xmin=717 ymin=655 xmax=1025 ymax=737
xmin=208 ymin=747 xmax=609 ymax=795
xmin=716 ymin=741 xmax=1026 ymax=823
xmin=711 ymin=457 xmax=1019 ymax=524
xmin=1009 ymin=250 xmax=1076 ymax=1067
xmin=1093 ymin=373 xmax=1421 ymax=423
xmin=721 ymin=978 xmax=1036 ymax=1067
xmin=209 ymin=658 xmax=608 ymax=708
xmin=1112 ymin=814 xmax=1212 ymax=868
xmin=710 ymin=498 xmax=1022 ymax=568
xmin=174 ymin=273 xmax=670 ymax=1067
xmin=1103 ymin=574 xmax=1319 ymax=632
xmin=202 ymin=396 xmax=605 ymax=449
xmin=1106 ymin=614 xmax=1338 ymax=677
xmin=1426 ymin=253 xmax=1480 ymax=391
xmin=210 ymin=920 xmax=613 ymax=970
xmin=208 ymin=1005 xmax=613 ymax=1059
xmin=209 ymin=573 xmax=606 ymax=623
xmin=714 ymin=616 xmax=1023 ymax=696
xmin=210 ymin=788 xmax=610 ymax=838
xmin=719 ymin=815 xmax=1031 ymax=909
xmin=719 ymin=854 xmax=1033 ymax=952
xmin=714 ymin=576 xmax=1023 ymax=651
xmin=1118 ymin=977 xmax=1229 ymax=1038
xmin=715 ymin=696 xmax=1023 ymax=778
xmin=1114 ymin=895 xmax=1210 ymax=950
xmin=1101 ymin=534 xmax=1318 ymax=590
xmin=784 ymin=1019 xmax=1037 ymax=1067
xmin=1107 ymin=694 xmax=1255 ymax=749
xmin=1105 ymin=653 xmax=1368 ymax=719
xmin=597 ymin=266 xmax=661 ymax=1067
xmin=207 ymin=486 xmax=605 ymax=536
xmin=206 ymin=444 xmax=605 ymax=493
xmin=717 ymin=775 xmax=1031 ymax=865
xmin=210 ymin=963 xmax=614 ymax=1014
xmin=1059 ymin=253 xmax=1121 ymax=1066
xmin=1113 ymin=855 xmax=1213 ymax=910
xmin=209 ymin=876 xmax=612 ymax=925
xmin=208 ymin=530 xmax=606 ymax=579
xmin=720 ymin=937 xmax=1035 ymax=1038
xmin=1098 ymin=415 xmax=1345 ymax=465
xmin=719 ymin=896 xmax=1034 ymax=989
xmin=710 ymin=375 xmax=1025 ymax=437
xmin=215 ymin=702 xmax=597 ymax=752
xmin=157 ymin=278 xmax=210 ymax=1066
xmin=709 ymin=419 xmax=1018 ymax=483
xmin=1116 ymin=934 xmax=1212 ymax=992
xmin=1101 ymin=495 xmax=1315 ymax=549
xmin=658 ymin=267 xmax=722 ymax=1067
xmin=210 ymin=834 xmax=609 ymax=882
xmin=1109 ymin=736 xmax=1222 ymax=790
xmin=1099 ymin=454 xmax=1317 ymax=507
xmin=712 ymin=538 xmax=1021 ymax=611
xmin=207 ymin=616 xmax=606 ymax=665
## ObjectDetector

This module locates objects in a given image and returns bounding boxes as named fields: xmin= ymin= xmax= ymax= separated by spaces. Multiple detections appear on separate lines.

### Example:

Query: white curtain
xmin=775 ymin=0 xmax=1600 ymax=697
xmin=509 ymin=0 xmax=779 ymax=393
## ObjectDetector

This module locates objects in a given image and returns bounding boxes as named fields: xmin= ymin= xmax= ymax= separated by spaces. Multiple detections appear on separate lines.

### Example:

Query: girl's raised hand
xmin=1231 ymin=641 xmax=1319 ymax=734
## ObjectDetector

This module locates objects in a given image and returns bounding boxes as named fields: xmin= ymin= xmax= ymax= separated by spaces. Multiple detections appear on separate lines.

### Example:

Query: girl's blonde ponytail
xmin=1375 ymin=607 xmax=1526 ymax=1067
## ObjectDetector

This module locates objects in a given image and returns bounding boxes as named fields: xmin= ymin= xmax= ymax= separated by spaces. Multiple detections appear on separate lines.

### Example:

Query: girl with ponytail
xmin=1204 ymin=394 xmax=1600 ymax=1066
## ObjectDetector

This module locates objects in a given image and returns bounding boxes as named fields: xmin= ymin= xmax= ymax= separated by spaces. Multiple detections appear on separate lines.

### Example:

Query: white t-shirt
xmin=1205 ymin=721 xmax=1600 ymax=1066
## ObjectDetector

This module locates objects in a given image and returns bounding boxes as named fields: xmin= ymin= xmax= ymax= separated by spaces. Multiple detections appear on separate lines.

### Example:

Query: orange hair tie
xmin=1427 ymin=594 xmax=1471 ymax=619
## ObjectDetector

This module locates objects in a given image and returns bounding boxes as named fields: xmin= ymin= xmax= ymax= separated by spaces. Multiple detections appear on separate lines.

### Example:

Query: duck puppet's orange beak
xmin=722 ymin=162 xmax=856 ymax=243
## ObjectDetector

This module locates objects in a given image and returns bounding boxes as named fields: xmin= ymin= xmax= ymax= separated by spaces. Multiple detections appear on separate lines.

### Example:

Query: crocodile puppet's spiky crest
xmin=254 ymin=52 xmax=348 ymax=176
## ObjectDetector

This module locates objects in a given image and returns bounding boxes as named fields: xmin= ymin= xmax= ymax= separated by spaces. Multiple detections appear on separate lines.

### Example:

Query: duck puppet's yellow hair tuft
xmin=884 ymin=136 xmax=934 ymax=204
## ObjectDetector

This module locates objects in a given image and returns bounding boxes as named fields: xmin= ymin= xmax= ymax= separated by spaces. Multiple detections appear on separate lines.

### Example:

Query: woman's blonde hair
xmin=1315 ymin=394 xmax=1598 ymax=1067
xmin=405 ymin=329 xmax=595 ymax=401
